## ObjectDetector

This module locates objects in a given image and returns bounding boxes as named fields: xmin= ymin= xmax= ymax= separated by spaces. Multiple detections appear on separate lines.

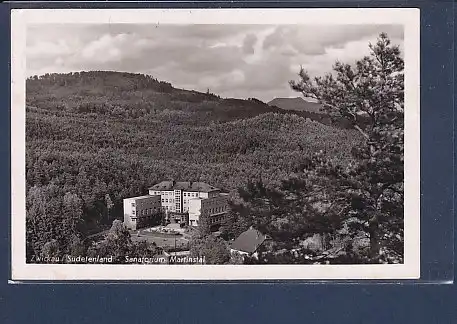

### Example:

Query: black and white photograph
xmin=11 ymin=9 xmax=420 ymax=280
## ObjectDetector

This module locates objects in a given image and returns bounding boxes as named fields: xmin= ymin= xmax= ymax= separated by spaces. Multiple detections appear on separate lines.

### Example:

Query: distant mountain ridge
xmin=268 ymin=97 xmax=323 ymax=114
xmin=26 ymin=71 xmax=361 ymax=130
xmin=26 ymin=71 xmax=287 ymax=124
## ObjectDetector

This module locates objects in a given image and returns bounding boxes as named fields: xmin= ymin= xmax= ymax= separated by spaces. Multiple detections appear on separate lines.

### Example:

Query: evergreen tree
xmin=40 ymin=239 xmax=61 ymax=262
xmin=290 ymin=32 xmax=403 ymax=137
xmin=289 ymin=33 xmax=404 ymax=263
xmin=87 ymin=220 xmax=133 ymax=263
xmin=189 ymin=234 xmax=230 ymax=265
xmin=105 ymin=193 xmax=114 ymax=223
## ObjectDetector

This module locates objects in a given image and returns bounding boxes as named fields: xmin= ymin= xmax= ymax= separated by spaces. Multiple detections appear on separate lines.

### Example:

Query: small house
xmin=230 ymin=227 xmax=269 ymax=258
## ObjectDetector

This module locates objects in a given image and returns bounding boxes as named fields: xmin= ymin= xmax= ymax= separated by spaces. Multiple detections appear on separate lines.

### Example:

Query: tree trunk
xmin=368 ymin=224 xmax=380 ymax=263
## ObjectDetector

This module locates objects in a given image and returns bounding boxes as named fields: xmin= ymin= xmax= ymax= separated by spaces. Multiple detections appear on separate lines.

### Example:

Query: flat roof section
xmin=148 ymin=181 xmax=220 ymax=193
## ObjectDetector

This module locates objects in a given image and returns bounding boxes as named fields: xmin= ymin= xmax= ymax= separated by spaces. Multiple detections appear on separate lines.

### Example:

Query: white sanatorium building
xmin=123 ymin=195 xmax=161 ymax=230
xmin=123 ymin=181 xmax=229 ymax=230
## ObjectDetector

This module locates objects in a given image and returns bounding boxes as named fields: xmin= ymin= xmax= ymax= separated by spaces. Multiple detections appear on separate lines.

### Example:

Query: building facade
xmin=148 ymin=181 xmax=221 ymax=213
xmin=123 ymin=195 xmax=161 ymax=230
xmin=124 ymin=181 xmax=229 ymax=229
xmin=188 ymin=193 xmax=229 ymax=227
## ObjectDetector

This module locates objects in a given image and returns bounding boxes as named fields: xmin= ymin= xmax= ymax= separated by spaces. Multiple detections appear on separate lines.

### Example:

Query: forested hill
xmin=26 ymin=71 xmax=363 ymax=234
xmin=27 ymin=71 xmax=358 ymax=128
xmin=26 ymin=71 xmax=289 ymax=123
xmin=268 ymin=97 xmax=322 ymax=113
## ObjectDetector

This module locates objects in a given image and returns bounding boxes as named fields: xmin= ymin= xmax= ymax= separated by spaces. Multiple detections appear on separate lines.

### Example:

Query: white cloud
xmin=197 ymin=69 xmax=245 ymax=91
xmin=27 ymin=39 xmax=73 ymax=58
xmin=55 ymin=57 xmax=64 ymax=66
xmin=133 ymin=38 xmax=156 ymax=49
xmin=242 ymin=34 xmax=257 ymax=54
xmin=81 ymin=33 xmax=130 ymax=62
xmin=26 ymin=24 xmax=404 ymax=102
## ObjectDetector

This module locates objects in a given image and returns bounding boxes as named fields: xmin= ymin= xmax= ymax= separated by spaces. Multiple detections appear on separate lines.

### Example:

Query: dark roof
xmin=148 ymin=181 xmax=219 ymax=193
xmin=231 ymin=228 xmax=267 ymax=254
xmin=133 ymin=195 xmax=157 ymax=200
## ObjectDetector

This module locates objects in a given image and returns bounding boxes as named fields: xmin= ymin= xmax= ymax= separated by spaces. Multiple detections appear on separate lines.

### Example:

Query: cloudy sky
xmin=27 ymin=24 xmax=403 ymax=102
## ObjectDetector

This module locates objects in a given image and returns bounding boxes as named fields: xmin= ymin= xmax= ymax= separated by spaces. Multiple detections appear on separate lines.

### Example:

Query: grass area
xmin=138 ymin=229 xmax=182 ymax=238
xmin=130 ymin=228 xmax=189 ymax=249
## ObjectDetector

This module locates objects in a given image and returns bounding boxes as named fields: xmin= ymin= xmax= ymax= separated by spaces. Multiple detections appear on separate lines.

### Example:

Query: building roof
xmin=231 ymin=228 xmax=267 ymax=254
xmin=125 ymin=195 xmax=158 ymax=201
xmin=149 ymin=181 xmax=219 ymax=193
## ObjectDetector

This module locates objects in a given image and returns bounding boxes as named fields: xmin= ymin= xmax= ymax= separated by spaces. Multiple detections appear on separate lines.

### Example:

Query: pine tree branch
xmin=354 ymin=125 xmax=370 ymax=139
xmin=318 ymin=102 xmax=370 ymax=139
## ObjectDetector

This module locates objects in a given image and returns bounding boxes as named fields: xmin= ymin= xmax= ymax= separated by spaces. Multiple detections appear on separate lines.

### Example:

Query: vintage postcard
xmin=11 ymin=8 xmax=420 ymax=280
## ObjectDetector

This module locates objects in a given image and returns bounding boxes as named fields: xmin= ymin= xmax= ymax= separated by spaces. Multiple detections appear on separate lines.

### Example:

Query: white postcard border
xmin=11 ymin=8 xmax=420 ymax=281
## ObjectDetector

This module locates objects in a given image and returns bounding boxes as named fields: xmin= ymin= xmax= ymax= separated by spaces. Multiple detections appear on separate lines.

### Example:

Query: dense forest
xmin=26 ymin=33 xmax=403 ymax=265
xmin=25 ymin=69 xmax=362 ymax=262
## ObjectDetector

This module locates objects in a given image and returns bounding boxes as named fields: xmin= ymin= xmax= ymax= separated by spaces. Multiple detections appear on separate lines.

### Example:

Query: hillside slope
xmin=268 ymin=97 xmax=322 ymax=113
xmin=27 ymin=71 xmax=287 ymax=124
xmin=26 ymin=71 xmax=363 ymax=226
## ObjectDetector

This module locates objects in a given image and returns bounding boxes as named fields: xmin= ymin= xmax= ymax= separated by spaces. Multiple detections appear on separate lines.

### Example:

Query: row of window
xmin=133 ymin=207 xmax=158 ymax=216
xmin=204 ymin=206 xmax=228 ymax=215
xmin=131 ymin=201 xmax=160 ymax=208
xmin=209 ymin=215 xmax=225 ymax=224
xmin=151 ymin=191 xmax=173 ymax=196
xmin=161 ymin=198 xmax=195 ymax=204
xmin=202 ymin=200 xmax=227 ymax=208
xmin=162 ymin=206 xmax=183 ymax=212
xmin=162 ymin=198 xmax=194 ymax=205
xmin=183 ymin=192 xmax=200 ymax=197
xmin=166 ymin=199 xmax=195 ymax=205
xmin=203 ymin=198 xmax=227 ymax=206
xmin=130 ymin=201 xmax=226 ymax=216
xmin=151 ymin=191 xmax=202 ymax=198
